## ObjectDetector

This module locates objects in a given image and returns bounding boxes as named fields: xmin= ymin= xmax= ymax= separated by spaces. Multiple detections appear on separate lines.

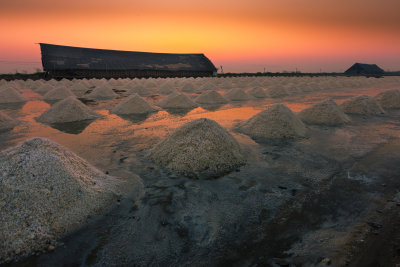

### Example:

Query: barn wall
xmin=47 ymin=69 xmax=214 ymax=79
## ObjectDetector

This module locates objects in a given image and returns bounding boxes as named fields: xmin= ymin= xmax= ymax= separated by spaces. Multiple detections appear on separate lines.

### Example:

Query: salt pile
xmin=340 ymin=95 xmax=385 ymax=115
xmin=36 ymin=96 xmax=101 ymax=124
xmin=195 ymin=90 xmax=228 ymax=104
xmin=374 ymin=89 xmax=400 ymax=109
xmin=0 ymin=87 xmax=28 ymax=104
xmin=34 ymin=83 xmax=54 ymax=95
xmin=111 ymin=93 xmax=159 ymax=115
xmin=42 ymin=86 xmax=75 ymax=101
xmin=0 ymin=138 xmax=122 ymax=261
xmin=224 ymin=88 xmax=251 ymax=101
xmin=127 ymin=84 xmax=150 ymax=96
xmin=248 ymin=87 xmax=267 ymax=98
xmin=157 ymin=93 xmax=198 ymax=109
xmin=87 ymin=85 xmax=117 ymax=100
xmin=147 ymin=118 xmax=245 ymax=177
xmin=157 ymin=83 xmax=177 ymax=95
xmin=298 ymin=99 xmax=350 ymax=125
xmin=265 ymin=85 xmax=289 ymax=98
xmin=181 ymin=82 xmax=197 ymax=92
xmin=0 ymin=111 xmax=18 ymax=131
xmin=239 ymin=104 xmax=307 ymax=139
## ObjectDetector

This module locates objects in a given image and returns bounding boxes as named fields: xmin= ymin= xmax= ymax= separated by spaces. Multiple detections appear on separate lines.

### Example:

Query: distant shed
xmin=39 ymin=43 xmax=217 ymax=78
xmin=344 ymin=63 xmax=384 ymax=76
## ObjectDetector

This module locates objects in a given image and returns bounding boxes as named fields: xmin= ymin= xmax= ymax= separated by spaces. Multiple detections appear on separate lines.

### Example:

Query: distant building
xmin=344 ymin=63 xmax=384 ymax=76
xmin=39 ymin=43 xmax=217 ymax=78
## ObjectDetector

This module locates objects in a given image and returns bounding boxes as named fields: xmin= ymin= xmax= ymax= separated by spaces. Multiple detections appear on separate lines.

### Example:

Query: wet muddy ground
xmin=1 ymin=79 xmax=400 ymax=266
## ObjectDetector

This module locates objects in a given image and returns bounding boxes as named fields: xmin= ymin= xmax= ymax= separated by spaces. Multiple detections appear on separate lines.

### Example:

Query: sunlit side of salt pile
xmin=0 ymin=111 xmax=18 ymax=131
xmin=298 ymin=99 xmax=350 ymax=125
xmin=239 ymin=104 xmax=307 ymax=139
xmin=224 ymin=88 xmax=251 ymax=101
xmin=340 ymin=95 xmax=385 ymax=115
xmin=157 ymin=93 xmax=198 ymax=109
xmin=195 ymin=90 xmax=228 ymax=104
xmin=42 ymin=86 xmax=75 ymax=101
xmin=36 ymin=96 xmax=101 ymax=124
xmin=0 ymin=138 xmax=123 ymax=261
xmin=111 ymin=93 xmax=159 ymax=115
xmin=147 ymin=118 xmax=245 ymax=177
xmin=87 ymin=85 xmax=117 ymax=100
xmin=0 ymin=87 xmax=28 ymax=104
xmin=374 ymin=89 xmax=400 ymax=109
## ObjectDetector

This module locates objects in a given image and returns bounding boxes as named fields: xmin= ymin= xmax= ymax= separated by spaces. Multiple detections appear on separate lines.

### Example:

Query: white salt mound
xmin=111 ymin=93 xmax=159 ymax=115
xmin=87 ymin=85 xmax=117 ymax=100
xmin=0 ymin=111 xmax=18 ymax=131
xmin=34 ymin=83 xmax=54 ymax=95
xmin=157 ymin=83 xmax=177 ymax=95
xmin=340 ymin=95 xmax=385 ymax=115
xmin=195 ymin=90 xmax=228 ymax=104
xmin=224 ymin=88 xmax=251 ymax=101
xmin=36 ymin=96 xmax=101 ymax=124
xmin=157 ymin=93 xmax=198 ymax=109
xmin=0 ymin=87 xmax=28 ymax=104
xmin=374 ymin=89 xmax=400 ymax=109
xmin=147 ymin=118 xmax=245 ymax=177
xmin=181 ymin=82 xmax=197 ymax=92
xmin=42 ymin=86 xmax=75 ymax=101
xmin=265 ymin=85 xmax=288 ymax=98
xmin=0 ymin=138 xmax=122 ymax=261
xmin=127 ymin=84 xmax=150 ymax=96
xmin=239 ymin=104 xmax=307 ymax=139
xmin=248 ymin=87 xmax=267 ymax=98
xmin=298 ymin=99 xmax=350 ymax=125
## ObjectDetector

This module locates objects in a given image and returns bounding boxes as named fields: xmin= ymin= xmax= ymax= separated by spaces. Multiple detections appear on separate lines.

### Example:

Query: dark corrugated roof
xmin=40 ymin=43 xmax=217 ymax=72
xmin=345 ymin=63 xmax=384 ymax=75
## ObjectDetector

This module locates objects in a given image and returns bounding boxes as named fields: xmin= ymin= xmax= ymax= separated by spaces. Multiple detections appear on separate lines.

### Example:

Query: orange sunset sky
xmin=1 ymin=0 xmax=399 ymax=73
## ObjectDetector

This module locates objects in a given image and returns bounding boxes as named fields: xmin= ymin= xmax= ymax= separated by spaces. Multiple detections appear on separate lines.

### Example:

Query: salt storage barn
xmin=39 ymin=43 xmax=217 ymax=78
xmin=344 ymin=63 xmax=384 ymax=76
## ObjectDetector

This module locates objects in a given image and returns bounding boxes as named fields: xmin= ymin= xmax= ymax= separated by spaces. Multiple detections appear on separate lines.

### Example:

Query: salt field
xmin=1 ymin=76 xmax=400 ymax=266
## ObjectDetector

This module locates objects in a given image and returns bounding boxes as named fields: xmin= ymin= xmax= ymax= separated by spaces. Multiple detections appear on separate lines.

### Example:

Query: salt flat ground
xmin=1 ymin=76 xmax=400 ymax=266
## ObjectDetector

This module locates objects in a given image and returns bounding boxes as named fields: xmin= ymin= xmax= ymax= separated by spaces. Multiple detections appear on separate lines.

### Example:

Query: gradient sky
xmin=1 ymin=0 xmax=399 ymax=73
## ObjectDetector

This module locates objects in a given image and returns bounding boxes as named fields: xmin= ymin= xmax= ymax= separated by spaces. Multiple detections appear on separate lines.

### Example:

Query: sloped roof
xmin=345 ymin=63 xmax=384 ymax=75
xmin=40 ymin=43 xmax=217 ymax=72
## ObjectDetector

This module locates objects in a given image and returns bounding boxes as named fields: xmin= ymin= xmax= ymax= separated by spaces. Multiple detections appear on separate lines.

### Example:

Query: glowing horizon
xmin=1 ymin=0 xmax=400 ymax=73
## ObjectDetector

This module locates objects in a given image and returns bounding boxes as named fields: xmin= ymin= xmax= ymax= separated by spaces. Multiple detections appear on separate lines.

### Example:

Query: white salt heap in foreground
xmin=0 ymin=138 xmax=122 ymax=261
xmin=195 ymin=90 xmax=228 ymax=104
xmin=0 ymin=111 xmax=18 ymax=131
xmin=157 ymin=93 xmax=198 ymax=109
xmin=374 ymin=89 xmax=400 ymax=109
xmin=148 ymin=118 xmax=245 ymax=177
xmin=111 ymin=93 xmax=159 ymax=115
xmin=340 ymin=95 xmax=385 ymax=115
xmin=36 ymin=96 xmax=101 ymax=123
xmin=298 ymin=99 xmax=350 ymax=126
xmin=239 ymin=104 xmax=307 ymax=139
xmin=0 ymin=87 xmax=28 ymax=104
